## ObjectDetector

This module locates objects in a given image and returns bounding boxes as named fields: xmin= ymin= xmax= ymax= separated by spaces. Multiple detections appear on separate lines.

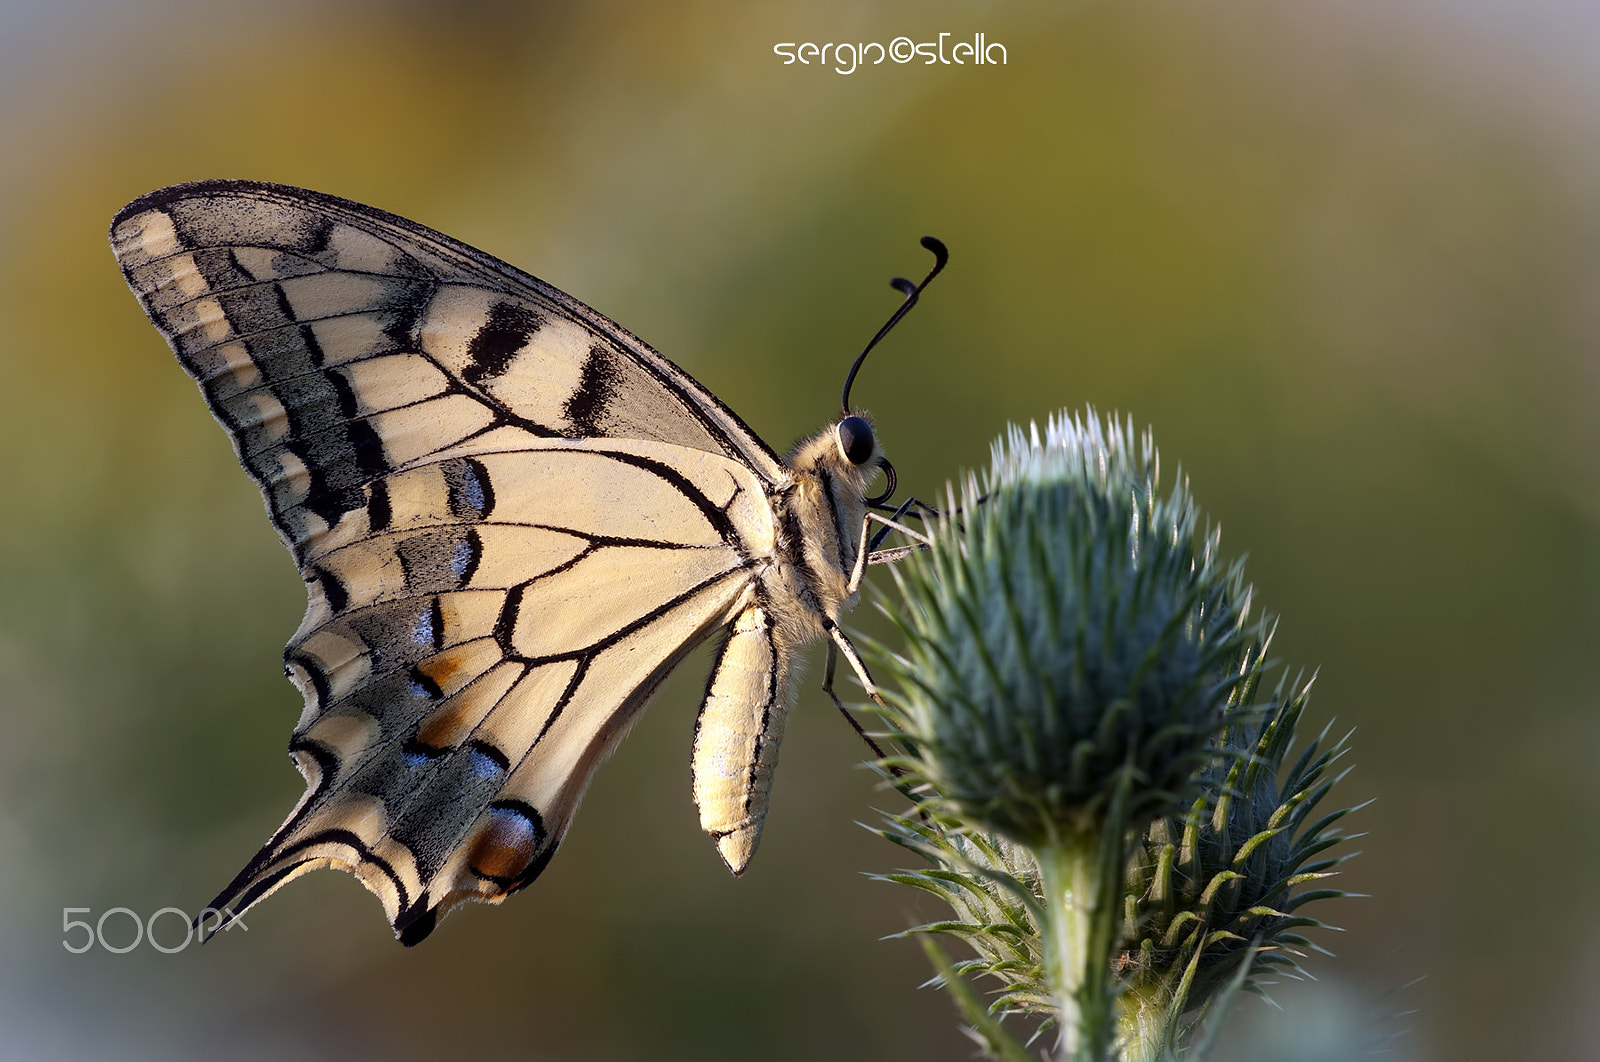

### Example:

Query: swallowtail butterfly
xmin=110 ymin=181 xmax=943 ymax=944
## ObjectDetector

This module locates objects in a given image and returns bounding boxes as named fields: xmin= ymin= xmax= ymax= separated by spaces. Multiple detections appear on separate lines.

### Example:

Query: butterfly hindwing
xmin=233 ymin=490 xmax=766 ymax=940
xmin=207 ymin=442 xmax=778 ymax=940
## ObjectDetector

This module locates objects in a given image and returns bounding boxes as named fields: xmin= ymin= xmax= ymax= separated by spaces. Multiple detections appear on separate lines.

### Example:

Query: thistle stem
xmin=1037 ymin=833 xmax=1119 ymax=1062
xmin=1116 ymin=984 xmax=1172 ymax=1062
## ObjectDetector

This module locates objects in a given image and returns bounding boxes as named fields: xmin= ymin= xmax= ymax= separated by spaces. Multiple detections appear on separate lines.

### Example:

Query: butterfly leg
xmin=821 ymin=637 xmax=890 ymax=762
xmin=847 ymin=505 xmax=934 ymax=597
xmin=829 ymin=503 xmax=929 ymax=760
xmin=865 ymin=494 xmax=945 ymax=567
xmin=821 ymin=624 xmax=920 ymax=786
xmin=867 ymin=494 xmax=943 ymax=546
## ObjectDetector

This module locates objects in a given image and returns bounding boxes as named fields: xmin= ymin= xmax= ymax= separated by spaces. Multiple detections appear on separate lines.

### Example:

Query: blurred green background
xmin=3 ymin=1 xmax=1598 ymax=1058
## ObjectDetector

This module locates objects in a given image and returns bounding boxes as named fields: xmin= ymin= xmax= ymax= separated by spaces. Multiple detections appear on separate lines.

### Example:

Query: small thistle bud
xmin=1117 ymin=675 xmax=1361 ymax=1056
xmin=878 ymin=410 xmax=1261 ymax=846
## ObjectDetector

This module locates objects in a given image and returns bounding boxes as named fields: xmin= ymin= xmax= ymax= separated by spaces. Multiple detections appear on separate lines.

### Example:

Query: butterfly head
xmin=834 ymin=414 xmax=896 ymax=506
xmin=792 ymin=415 xmax=884 ymax=483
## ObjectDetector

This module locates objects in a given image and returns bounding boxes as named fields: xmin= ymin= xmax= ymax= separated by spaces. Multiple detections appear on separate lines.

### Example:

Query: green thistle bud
xmin=878 ymin=410 xmax=1260 ymax=846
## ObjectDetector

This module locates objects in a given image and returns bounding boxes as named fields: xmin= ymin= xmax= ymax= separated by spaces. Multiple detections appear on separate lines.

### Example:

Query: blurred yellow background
xmin=3 ymin=1 xmax=1597 ymax=1058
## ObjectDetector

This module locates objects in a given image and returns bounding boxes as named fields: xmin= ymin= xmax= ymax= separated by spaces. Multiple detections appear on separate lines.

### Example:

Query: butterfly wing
xmin=111 ymin=179 xmax=786 ymax=566
xmin=110 ymin=181 xmax=787 ymax=942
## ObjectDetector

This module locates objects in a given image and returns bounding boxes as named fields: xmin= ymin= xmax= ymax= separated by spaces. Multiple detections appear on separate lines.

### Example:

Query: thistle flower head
xmin=876 ymin=410 xmax=1264 ymax=844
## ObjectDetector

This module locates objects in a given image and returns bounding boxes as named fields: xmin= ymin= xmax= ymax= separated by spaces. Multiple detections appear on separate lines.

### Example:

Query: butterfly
xmin=109 ymin=180 xmax=944 ymax=944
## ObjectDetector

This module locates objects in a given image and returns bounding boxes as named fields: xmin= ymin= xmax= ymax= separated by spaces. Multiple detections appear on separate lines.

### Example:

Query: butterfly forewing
xmin=110 ymin=182 xmax=786 ymax=563
xmin=111 ymin=180 xmax=883 ymax=943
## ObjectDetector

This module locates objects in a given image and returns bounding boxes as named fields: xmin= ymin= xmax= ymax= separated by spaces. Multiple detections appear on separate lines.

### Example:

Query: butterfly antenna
xmin=840 ymin=236 xmax=949 ymax=414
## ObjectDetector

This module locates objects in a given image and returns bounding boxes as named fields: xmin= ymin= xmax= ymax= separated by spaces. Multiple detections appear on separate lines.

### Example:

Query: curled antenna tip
xmin=839 ymin=235 xmax=952 ymax=414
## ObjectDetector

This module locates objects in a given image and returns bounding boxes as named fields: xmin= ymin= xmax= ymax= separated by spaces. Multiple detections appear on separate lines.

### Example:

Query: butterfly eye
xmin=837 ymin=416 xmax=877 ymax=465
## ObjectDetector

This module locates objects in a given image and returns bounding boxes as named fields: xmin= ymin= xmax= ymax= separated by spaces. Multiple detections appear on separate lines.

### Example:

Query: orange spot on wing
xmin=468 ymin=809 xmax=541 ymax=883
xmin=416 ymin=647 xmax=469 ymax=690
xmin=415 ymin=704 xmax=471 ymax=749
